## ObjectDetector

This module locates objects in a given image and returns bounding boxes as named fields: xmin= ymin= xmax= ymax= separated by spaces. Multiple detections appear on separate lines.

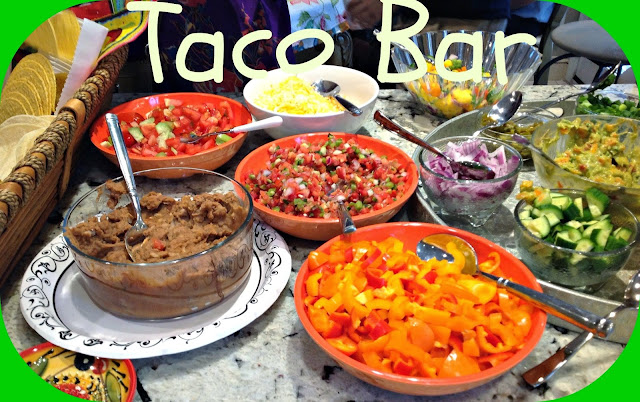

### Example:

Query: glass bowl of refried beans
xmin=62 ymin=167 xmax=254 ymax=320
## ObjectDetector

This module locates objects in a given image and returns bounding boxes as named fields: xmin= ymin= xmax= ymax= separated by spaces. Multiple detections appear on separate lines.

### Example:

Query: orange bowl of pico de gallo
xmin=90 ymin=93 xmax=252 ymax=179
xmin=293 ymin=222 xmax=546 ymax=395
xmin=234 ymin=132 xmax=419 ymax=241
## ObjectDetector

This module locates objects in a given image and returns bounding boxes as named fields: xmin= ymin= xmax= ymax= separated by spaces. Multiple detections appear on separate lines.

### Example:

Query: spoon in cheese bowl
xmin=312 ymin=79 xmax=363 ymax=116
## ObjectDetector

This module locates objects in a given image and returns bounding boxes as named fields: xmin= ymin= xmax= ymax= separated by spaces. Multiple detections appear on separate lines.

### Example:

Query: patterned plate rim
xmin=19 ymin=221 xmax=291 ymax=359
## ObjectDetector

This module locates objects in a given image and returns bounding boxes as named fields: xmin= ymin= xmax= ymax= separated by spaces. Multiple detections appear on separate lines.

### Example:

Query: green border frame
xmin=0 ymin=0 xmax=637 ymax=400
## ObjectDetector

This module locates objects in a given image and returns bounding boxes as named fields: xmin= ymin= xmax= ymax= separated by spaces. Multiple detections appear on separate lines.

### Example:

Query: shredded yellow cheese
xmin=253 ymin=76 xmax=345 ymax=115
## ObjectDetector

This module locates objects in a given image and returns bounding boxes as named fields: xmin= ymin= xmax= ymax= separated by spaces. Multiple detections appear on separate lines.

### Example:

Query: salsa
xmin=101 ymin=99 xmax=238 ymax=157
xmin=243 ymin=134 xmax=410 ymax=219
xmin=553 ymin=118 xmax=640 ymax=188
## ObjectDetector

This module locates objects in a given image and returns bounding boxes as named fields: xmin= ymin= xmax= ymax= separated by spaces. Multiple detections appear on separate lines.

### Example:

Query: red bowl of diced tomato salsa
xmin=90 ymin=93 xmax=252 ymax=178
xmin=294 ymin=222 xmax=546 ymax=395
xmin=234 ymin=132 xmax=419 ymax=240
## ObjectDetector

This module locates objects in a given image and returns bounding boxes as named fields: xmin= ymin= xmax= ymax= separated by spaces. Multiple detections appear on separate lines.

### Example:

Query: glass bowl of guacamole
xmin=530 ymin=115 xmax=640 ymax=217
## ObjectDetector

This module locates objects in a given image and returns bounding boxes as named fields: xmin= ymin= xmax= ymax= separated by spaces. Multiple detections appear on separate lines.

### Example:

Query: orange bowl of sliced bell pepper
xmin=293 ymin=222 xmax=546 ymax=396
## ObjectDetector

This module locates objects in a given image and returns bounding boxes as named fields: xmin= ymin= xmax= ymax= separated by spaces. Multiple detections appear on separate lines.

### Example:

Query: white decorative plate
xmin=19 ymin=221 xmax=291 ymax=359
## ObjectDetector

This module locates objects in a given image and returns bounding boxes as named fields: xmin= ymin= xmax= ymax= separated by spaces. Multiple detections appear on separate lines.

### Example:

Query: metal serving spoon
xmin=534 ymin=61 xmax=621 ymax=112
xmin=181 ymin=116 xmax=283 ymax=144
xmin=472 ymin=91 xmax=523 ymax=137
xmin=105 ymin=113 xmax=148 ymax=262
xmin=311 ymin=79 xmax=363 ymax=116
xmin=327 ymin=185 xmax=356 ymax=235
xmin=374 ymin=110 xmax=496 ymax=180
xmin=512 ymin=133 xmax=561 ymax=167
xmin=522 ymin=270 xmax=640 ymax=388
xmin=417 ymin=233 xmax=614 ymax=339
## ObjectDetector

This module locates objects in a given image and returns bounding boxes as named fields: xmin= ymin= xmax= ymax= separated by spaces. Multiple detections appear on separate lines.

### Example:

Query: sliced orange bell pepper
xmin=308 ymin=251 xmax=329 ymax=270
xmin=306 ymin=272 xmax=323 ymax=297
xmin=327 ymin=335 xmax=358 ymax=356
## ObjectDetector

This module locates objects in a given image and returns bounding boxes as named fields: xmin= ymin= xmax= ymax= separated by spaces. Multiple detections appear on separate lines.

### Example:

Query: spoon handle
xmin=522 ymin=302 xmax=627 ymax=388
xmin=522 ymin=330 xmax=593 ymax=388
xmin=337 ymin=202 xmax=356 ymax=234
xmin=480 ymin=271 xmax=614 ymax=338
xmin=105 ymin=113 xmax=144 ymax=215
xmin=373 ymin=111 xmax=443 ymax=156
xmin=182 ymin=116 xmax=283 ymax=144
xmin=335 ymin=95 xmax=363 ymax=116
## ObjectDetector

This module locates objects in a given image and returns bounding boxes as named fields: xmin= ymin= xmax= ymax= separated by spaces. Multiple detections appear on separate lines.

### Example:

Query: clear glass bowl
xmin=62 ymin=167 xmax=254 ymax=320
xmin=478 ymin=106 xmax=559 ymax=159
xmin=514 ymin=189 xmax=638 ymax=292
xmin=391 ymin=30 xmax=541 ymax=120
xmin=530 ymin=114 xmax=640 ymax=217
xmin=418 ymin=136 xmax=523 ymax=227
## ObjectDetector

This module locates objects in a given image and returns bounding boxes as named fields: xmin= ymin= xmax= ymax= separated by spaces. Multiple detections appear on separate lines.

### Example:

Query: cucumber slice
xmin=155 ymin=121 xmax=174 ymax=135
xmin=539 ymin=205 xmax=563 ymax=221
xmin=590 ymin=227 xmax=613 ymax=248
xmin=565 ymin=220 xmax=583 ymax=231
xmin=551 ymin=195 xmax=572 ymax=210
xmin=570 ymin=239 xmax=595 ymax=265
xmin=141 ymin=117 xmax=155 ymax=125
xmin=544 ymin=213 xmax=561 ymax=228
xmin=585 ymin=188 xmax=610 ymax=218
xmin=613 ymin=227 xmax=633 ymax=242
xmin=524 ymin=216 xmax=551 ymax=238
xmin=564 ymin=198 xmax=583 ymax=220
xmin=533 ymin=190 xmax=553 ymax=208
xmin=531 ymin=208 xmax=542 ymax=218
xmin=519 ymin=210 xmax=531 ymax=220
xmin=555 ymin=232 xmax=578 ymax=249
xmin=129 ymin=126 xmax=144 ymax=142
xmin=605 ymin=236 xmax=629 ymax=251
xmin=583 ymin=220 xmax=613 ymax=239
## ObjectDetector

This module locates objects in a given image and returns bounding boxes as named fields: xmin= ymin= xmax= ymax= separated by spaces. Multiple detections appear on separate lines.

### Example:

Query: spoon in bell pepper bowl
xmin=417 ymin=233 xmax=614 ymax=338
xmin=522 ymin=269 xmax=640 ymax=388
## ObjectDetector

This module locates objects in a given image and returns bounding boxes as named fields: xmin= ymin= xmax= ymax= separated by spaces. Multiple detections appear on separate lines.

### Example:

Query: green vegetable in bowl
xmin=517 ymin=183 xmax=631 ymax=252
xmin=576 ymin=94 xmax=640 ymax=119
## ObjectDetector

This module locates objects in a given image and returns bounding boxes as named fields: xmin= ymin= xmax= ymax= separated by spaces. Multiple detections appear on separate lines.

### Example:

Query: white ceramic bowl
xmin=243 ymin=65 xmax=379 ymax=139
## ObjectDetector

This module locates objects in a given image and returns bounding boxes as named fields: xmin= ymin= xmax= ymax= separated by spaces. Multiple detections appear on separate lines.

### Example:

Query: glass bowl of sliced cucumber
xmin=514 ymin=188 xmax=638 ymax=292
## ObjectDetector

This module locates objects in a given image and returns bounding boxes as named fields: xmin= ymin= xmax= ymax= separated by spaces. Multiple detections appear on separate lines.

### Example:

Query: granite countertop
xmin=2 ymin=85 xmax=638 ymax=401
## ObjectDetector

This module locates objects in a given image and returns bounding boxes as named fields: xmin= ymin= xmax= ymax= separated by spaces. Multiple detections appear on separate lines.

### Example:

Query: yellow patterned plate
xmin=20 ymin=342 xmax=136 ymax=401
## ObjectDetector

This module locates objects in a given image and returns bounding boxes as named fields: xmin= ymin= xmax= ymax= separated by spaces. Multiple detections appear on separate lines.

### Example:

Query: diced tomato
xmin=183 ymin=107 xmax=202 ymax=122
xmin=152 ymin=238 xmax=166 ymax=251
xmin=140 ymin=124 xmax=156 ymax=137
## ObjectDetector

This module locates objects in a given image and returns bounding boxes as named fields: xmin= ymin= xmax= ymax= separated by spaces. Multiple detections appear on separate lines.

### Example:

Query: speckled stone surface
xmin=2 ymin=85 xmax=637 ymax=401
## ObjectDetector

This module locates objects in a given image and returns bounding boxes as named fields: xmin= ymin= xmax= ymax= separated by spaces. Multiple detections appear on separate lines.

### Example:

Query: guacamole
xmin=553 ymin=118 xmax=640 ymax=188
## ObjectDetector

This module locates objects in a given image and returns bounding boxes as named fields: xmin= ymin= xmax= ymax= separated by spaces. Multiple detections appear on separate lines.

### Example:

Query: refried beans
xmin=66 ymin=181 xmax=248 ymax=263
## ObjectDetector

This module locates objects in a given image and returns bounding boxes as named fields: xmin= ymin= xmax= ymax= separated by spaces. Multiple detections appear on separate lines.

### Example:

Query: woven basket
xmin=0 ymin=46 xmax=129 ymax=286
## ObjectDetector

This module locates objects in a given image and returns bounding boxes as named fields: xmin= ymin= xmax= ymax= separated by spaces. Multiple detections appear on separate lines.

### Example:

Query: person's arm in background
xmin=510 ymin=0 xmax=536 ymax=10
xmin=345 ymin=0 xmax=384 ymax=30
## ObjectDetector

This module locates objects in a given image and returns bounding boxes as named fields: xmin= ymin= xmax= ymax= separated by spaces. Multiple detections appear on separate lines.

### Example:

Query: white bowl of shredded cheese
xmin=243 ymin=65 xmax=379 ymax=139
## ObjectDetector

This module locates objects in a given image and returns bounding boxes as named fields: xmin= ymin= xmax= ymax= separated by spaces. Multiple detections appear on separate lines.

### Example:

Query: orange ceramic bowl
xmin=90 ymin=93 xmax=252 ymax=179
xmin=234 ymin=133 xmax=419 ymax=241
xmin=294 ymin=222 xmax=547 ymax=395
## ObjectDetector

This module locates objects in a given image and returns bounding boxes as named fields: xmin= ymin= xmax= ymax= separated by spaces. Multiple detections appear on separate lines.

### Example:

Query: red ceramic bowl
xmin=20 ymin=341 xmax=137 ymax=402
xmin=234 ymin=133 xmax=419 ymax=241
xmin=294 ymin=222 xmax=547 ymax=395
xmin=90 ymin=93 xmax=252 ymax=179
